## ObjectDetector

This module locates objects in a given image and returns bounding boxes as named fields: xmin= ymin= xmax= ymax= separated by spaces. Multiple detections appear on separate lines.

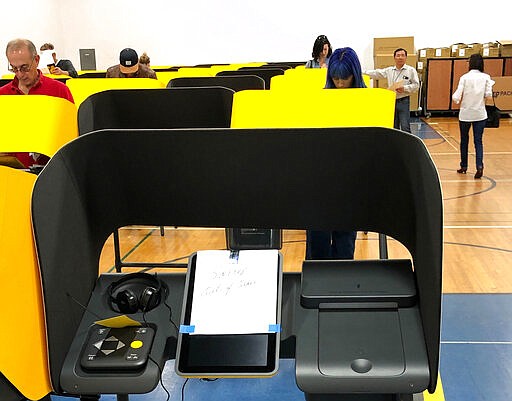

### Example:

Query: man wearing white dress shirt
xmin=364 ymin=48 xmax=419 ymax=133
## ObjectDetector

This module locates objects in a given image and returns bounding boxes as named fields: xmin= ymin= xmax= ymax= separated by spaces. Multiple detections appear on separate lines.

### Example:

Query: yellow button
xmin=131 ymin=340 xmax=143 ymax=349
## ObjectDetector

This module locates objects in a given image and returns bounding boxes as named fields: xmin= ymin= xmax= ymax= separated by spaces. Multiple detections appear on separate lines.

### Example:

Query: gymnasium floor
xmin=52 ymin=117 xmax=512 ymax=401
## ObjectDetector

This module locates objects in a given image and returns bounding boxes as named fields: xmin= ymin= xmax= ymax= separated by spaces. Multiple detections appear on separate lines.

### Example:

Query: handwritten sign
xmin=188 ymin=249 xmax=279 ymax=335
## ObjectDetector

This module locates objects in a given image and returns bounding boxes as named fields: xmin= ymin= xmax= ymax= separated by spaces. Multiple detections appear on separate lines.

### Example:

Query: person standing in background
xmin=363 ymin=48 xmax=419 ymax=133
xmin=452 ymin=53 xmax=494 ymax=179
xmin=305 ymin=35 xmax=332 ymax=69
xmin=305 ymin=47 xmax=366 ymax=260
xmin=39 ymin=43 xmax=78 ymax=78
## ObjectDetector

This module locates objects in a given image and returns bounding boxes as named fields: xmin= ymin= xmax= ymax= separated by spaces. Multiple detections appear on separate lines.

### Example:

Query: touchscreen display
xmin=176 ymin=252 xmax=281 ymax=375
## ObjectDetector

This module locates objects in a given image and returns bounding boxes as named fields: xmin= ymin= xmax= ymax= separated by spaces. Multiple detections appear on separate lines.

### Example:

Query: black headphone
xmin=107 ymin=272 xmax=165 ymax=314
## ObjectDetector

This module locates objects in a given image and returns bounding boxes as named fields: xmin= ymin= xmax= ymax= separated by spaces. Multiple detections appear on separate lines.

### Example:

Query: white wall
xmin=1 ymin=0 xmax=511 ymax=75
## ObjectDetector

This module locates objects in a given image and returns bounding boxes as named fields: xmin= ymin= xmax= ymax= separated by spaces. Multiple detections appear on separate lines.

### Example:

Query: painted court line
xmin=444 ymin=225 xmax=512 ymax=229
xmin=442 ymin=341 xmax=512 ymax=345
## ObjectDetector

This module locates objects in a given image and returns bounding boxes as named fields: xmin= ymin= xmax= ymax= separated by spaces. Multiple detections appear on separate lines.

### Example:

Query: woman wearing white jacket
xmin=452 ymin=53 xmax=495 ymax=179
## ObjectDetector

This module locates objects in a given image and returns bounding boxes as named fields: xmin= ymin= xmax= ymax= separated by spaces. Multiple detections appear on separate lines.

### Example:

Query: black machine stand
xmin=295 ymin=259 xmax=430 ymax=401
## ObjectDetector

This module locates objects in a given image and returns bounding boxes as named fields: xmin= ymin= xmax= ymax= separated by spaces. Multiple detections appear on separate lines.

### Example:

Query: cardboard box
xmin=410 ymin=91 xmax=419 ymax=111
xmin=373 ymin=55 xmax=395 ymax=69
xmin=456 ymin=47 xmax=481 ymax=58
xmin=467 ymin=43 xmax=483 ymax=52
xmin=373 ymin=79 xmax=419 ymax=111
xmin=434 ymin=47 xmax=451 ymax=57
xmin=482 ymin=42 xmax=500 ymax=57
xmin=492 ymin=76 xmax=512 ymax=110
xmin=498 ymin=40 xmax=512 ymax=57
xmin=374 ymin=36 xmax=415 ymax=56
xmin=373 ymin=69 xmax=420 ymax=111
xmin=450 ymin=43 xmax=467 ymax=57
xmin=418 ymin=48 xmax=436 ymax=59
xmin=373 ymin=54 xmax=418 ymax=69
xmin=373 ymin=78 xmax=388 ymax=89
xmin=482 ymin=47 xmax=500 ymax=57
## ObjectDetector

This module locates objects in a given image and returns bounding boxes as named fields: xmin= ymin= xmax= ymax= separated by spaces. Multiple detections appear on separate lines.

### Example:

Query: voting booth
xmin=30 ymin=127 xmax=442 ymax=400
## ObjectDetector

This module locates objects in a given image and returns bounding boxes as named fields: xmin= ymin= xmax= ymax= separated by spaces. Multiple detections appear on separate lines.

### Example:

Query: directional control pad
xmin=93 ymin=336 xmax=126 ymax=355
xmin=80 ymin=325 xmax=155 ymax=372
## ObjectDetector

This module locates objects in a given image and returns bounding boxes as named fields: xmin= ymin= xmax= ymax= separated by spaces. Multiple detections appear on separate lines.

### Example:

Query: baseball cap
xmin=119 ymin=48 xmax=139 ymax=74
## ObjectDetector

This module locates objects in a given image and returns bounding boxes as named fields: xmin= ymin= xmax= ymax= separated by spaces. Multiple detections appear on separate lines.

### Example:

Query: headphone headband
xmin=108 ymin=272 xmax=162 ymax=296
xmin=107 ymin=272 xmax=164 ymax=314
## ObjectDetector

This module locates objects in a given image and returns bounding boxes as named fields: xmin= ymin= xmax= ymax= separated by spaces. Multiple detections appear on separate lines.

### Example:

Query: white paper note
xmin=188 ymin=249 xmax=279 ymax=335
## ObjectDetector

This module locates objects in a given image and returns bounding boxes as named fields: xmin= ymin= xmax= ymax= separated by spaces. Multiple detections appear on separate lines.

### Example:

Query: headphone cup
xmin=116 ymin=289 xmax=139 ymax=314
xmin=140 ymin=287 xmax=158 ymax=312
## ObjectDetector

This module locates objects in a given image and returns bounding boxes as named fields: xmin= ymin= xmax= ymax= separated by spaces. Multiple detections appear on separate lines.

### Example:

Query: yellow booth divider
xmin=227 ymin=62 xmax=266 ymax=69
xmin=66 ymin=77 xmax=165 ymax=108
xmin=209 ymin=62 xmax=268 ymax=76
xmin=156 ymin=67 xmax=216 ymax=86
xmin=77 ymin=70 xmax=107 ymax=76
xmin=0 ymin=166 xmax=52 ymax=400
xmin=231 ymin=88 xmax=395 ymax=128
xmin=270 ymin=68 xmax=371 ymax=91
xmin=424 ymin=375 xmax=446 ymax=401
xmin=270 ymin=68 xmax=328 ymax=91
xmin=156 ymin=63 xmax=269 ymax=86
xmin=149 ymin=65 xmax=175 ymax=70
xmin=0 ymin=95 xmax=78 ymax=155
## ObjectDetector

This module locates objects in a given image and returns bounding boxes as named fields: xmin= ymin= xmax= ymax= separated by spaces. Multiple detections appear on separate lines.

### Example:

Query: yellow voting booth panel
xmin=231 ymin=88 xmax=395 ymax=128
xmin=0 ymin=95 xmax=78 ymax=155
xmin=67 ymin=77 xmax=165 ymax=107
xmin=156 ymin=68 xmax=215 ymax=86
xmin=0 ymin=167 xmax=52 ymax=399
xmin=270 ymin=68 xmax=371 ymax=91
xmin=156 ymin=63 xmax=268 ymax=86
xmin=270 ymin=68 xmax=327 ymax=91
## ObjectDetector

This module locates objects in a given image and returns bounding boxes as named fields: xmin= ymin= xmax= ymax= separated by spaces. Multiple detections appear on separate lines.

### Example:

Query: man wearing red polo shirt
xmin=0 ymin=38 xmax=74 ymax=168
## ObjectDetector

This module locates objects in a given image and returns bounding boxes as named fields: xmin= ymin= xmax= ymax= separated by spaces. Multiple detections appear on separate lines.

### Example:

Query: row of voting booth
xmin=0 ymin=63 xmax=442 ymax=401
xmin=2 ymin=63 xmax=371 ymax=108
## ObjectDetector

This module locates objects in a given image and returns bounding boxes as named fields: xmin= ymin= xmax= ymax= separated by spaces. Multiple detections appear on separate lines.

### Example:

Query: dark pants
xmin=306 ymin=230 xmax=357 ymax=260
xmin=459 ymin=119 xmax=486 ymax=169
xmin=394 ymin=96 xmax=411 ymax=133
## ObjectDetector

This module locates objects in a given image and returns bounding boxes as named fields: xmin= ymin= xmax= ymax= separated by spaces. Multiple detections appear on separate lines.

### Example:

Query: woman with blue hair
xmin=325 ymin=47 xmax=366 ymax=89
xmin=306 ymin=47 xmax=365 ymax=260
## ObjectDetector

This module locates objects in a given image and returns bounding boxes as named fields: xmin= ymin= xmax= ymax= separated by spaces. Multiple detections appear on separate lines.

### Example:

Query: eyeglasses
xmin=8 ymin=58 xmax=35 ymax=73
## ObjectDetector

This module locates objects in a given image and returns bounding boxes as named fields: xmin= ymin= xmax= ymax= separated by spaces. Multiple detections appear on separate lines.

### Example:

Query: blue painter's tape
xmin=229 ymin=250 xmax=239 ymax=264
xmin=180 ymin=325 xmax=195 ymax=333
xmin=268 ymin=324 xmax=281 ymax=333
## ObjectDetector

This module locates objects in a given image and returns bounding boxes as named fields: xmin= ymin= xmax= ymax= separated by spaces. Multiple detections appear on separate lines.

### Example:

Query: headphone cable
xmin=181 ymin=378 xmax=189 ymax=401
xmin=147 ymin=354 xmax=171 ymax=401
xmin=65 ymin=291 xmax=103 ymax=320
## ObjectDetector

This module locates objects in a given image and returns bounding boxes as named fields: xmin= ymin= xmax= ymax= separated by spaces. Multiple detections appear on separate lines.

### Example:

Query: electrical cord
xmin=66 ymin=291 xmax=103 ymax=320
xmin=141 ymin=313 xmax=172 ymax=401
xmin=180 ymin=377 xmax=217 ymax=401
xmin=148 ymin=354 xmax=170 ymax=401
xmin=181 ymin=378 xmax=189 ymax=401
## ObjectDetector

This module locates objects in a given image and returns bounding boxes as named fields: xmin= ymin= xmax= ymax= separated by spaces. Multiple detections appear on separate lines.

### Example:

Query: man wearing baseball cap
xmin=106 ymin=48 xmax=156 ymax=78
